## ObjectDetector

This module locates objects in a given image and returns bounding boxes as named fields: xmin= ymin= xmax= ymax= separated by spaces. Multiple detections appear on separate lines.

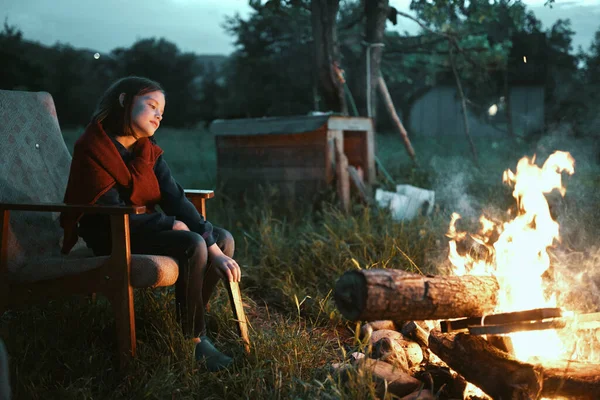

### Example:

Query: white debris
xmin=375 ymin=185 xmax=435 ymax=221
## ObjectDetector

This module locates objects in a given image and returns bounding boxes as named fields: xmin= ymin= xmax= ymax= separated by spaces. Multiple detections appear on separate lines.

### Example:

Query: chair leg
xmin=225 ymin=281 xmax=250 ymax=353
xmin=111 ymin=285 xmax=136 ymax=368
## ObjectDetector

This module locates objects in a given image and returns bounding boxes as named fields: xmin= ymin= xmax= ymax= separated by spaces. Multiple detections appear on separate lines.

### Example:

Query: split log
xmin=360 ymin=320 xmax=397 ymax=339
xmin=429 ymin=330 xmax=600 ymax=399
xmin=358 ymin=358 xmax=423 ymax=399
xmin=373 ymin=336 xmax=409 ymax=372
xmin=428 ymin=330 xmax=541 ymax=399
xmin=401 ymin=321 xmax=430 ymax=348
xmin=399 ymin=389 xmax=435 ymax=400
xmin=331 ymin=356 xmax=423 ymax=398
xmin=369 ymin=329 xmax=424 ymax=369
xmin=334 ymin=269 xmax=499 ymax=321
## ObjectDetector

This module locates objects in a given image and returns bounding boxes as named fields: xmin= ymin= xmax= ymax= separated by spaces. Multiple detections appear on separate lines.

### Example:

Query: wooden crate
xmin=211 ymin=115 xmax=374 ymax=203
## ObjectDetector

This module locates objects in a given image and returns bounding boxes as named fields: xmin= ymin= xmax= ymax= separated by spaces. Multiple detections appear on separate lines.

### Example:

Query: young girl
xmin=60 ymin=76 xmax=240 ymax=371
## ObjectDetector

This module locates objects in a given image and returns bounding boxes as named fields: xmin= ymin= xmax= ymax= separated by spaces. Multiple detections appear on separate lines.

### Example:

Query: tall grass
xmin=2 ymin=126 xmax=599 ymax=398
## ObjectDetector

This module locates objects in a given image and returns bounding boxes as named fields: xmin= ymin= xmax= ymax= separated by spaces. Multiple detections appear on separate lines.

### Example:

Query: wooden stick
xmin=449 ymin=45 xmax=479 ymax=166
xmin=377 ymin=75 xmax=417 ymax=163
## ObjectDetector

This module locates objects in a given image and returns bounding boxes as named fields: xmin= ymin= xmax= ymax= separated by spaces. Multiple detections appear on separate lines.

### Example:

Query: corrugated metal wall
xmin=409 ymin=85 xmax=545 ymax=137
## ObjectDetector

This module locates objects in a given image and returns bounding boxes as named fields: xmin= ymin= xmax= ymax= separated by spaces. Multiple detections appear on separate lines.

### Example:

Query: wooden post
xmin=334 ymin=137 xmax=350 ymax=213
xmin=108 ymin=214 xmax=136 ymax=368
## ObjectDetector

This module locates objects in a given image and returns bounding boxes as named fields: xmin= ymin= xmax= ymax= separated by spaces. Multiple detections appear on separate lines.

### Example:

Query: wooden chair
xmin=0 ymin=89 xmax=250 ymax=367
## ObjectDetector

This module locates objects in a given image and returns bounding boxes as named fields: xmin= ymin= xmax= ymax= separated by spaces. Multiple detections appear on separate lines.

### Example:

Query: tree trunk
xmin=429 ymin=330 xmax=600 ymax=400
xmin=334 ymin=269 xmax=499 ymax=321
xmin=311 ymin=0 xmax=347 ymax=114
xmin=354 ymin=0 xmax=389 ymax=122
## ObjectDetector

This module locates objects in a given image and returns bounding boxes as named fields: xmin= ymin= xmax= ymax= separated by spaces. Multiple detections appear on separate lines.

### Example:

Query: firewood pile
xmin=331 ymin=269 xmax=600 ymax=400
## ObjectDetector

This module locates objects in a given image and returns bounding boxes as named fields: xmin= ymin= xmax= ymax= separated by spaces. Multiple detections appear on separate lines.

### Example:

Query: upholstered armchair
xmin=0 ymin=90 xmax=249 ymax=367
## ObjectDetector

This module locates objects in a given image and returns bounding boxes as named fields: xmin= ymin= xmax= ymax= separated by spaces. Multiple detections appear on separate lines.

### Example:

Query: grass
xmin=3 ymin=126 xmax=600 ymax=399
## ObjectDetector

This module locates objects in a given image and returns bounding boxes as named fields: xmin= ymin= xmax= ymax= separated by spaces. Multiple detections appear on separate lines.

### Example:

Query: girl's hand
xmin=212 ymin=254 xmax=241 ymax=282
xmin=173 ymin=220 xmax=190 ymax=231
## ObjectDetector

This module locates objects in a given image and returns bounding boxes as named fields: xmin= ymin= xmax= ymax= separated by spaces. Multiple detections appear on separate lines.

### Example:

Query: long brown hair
xmin=91 ymin=76 xmax=164 ymax=137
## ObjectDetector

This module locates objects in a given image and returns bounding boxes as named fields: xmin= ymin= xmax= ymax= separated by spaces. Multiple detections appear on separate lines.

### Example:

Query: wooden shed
xmin=210 ymin=115 xmax=375 ymax=206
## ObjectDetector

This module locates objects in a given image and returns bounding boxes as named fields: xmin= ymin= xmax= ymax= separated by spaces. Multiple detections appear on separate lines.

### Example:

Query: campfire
xmin=333 ymin=151 xmax=600 ymax=399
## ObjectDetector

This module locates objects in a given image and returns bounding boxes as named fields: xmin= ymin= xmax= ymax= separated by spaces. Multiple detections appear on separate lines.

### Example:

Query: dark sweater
xmin=78 ymin=136 xmax=215 ymax=255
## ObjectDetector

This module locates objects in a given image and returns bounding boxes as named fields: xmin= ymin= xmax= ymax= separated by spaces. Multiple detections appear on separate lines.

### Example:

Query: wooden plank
xmin=226 ymin=281 xmax=251 ymax=354
xmin=217 ymin=145 xmax=327 ymax=169
xmin=0 ymin=202 xmax=146 ymax=214
xmin=441 ymin=308 xmax=563 ymax=333
xmin=183 ymin=189 xmax=214 ymax=199
xmin=221 ymin=179 xmax=325 ymax=196
xmin=218 ymin=167 xmax=326 ymax=182
xmin=215 ymin=129 xmax=327 ymax=149
xmin=328 ymin=116 xmax=373 ymax=131
xmin=210 ymin=115 xmax=329 ymax=136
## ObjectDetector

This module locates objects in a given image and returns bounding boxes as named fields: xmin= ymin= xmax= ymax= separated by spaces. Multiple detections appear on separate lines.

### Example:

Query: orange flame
xmin=448 ymin=151 xmax=575 ymax=362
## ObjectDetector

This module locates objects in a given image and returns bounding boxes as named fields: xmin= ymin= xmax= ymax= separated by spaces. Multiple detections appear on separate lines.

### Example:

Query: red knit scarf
xmin=60 ymin=122 xmax=163 ymax=254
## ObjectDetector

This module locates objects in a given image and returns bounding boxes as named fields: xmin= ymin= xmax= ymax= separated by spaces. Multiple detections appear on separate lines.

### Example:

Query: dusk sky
xmin=2 ymin=0 xmax=599 ymax=56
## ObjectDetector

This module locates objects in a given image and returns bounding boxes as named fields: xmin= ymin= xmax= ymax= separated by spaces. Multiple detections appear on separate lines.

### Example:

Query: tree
xmin=111 ymin=38 xmax=202 ymax=127
xmin=0 ymin=20 xmax=45 ymax=91
xmin=221 ymin=1 xmax=315 ymax=117
xmin=311 ymin=0 xmax=348 ymax=114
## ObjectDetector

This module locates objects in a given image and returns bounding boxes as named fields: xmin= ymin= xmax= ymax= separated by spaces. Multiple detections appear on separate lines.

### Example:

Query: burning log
xmin=334 ymin=269 xmax=499 ymax=321
xmin=428 ymin=330 xmax=541 ymax=399
xmin=429 ymin=330 xmax=600 ymax=399
xmin=540 ymin=360 xmax=600 ymax=399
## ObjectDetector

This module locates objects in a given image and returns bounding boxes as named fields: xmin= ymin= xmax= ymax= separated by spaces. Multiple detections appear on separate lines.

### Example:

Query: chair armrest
xmin=184 ymin=190 xmax=214 ymax=218
xmin=184 ymin=189 xmax=214 ymax=199
xmin=0 ymin=202 xmax=146 ymax=215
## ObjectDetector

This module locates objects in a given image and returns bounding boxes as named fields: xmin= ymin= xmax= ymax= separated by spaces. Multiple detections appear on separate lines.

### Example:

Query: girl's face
xmin=129 ymin=90 xmax=165 ymax=138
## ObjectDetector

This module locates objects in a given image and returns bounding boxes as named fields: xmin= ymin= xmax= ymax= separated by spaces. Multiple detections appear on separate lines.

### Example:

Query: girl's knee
xmin=182 ymin=232 xmax=208 ymax=260
xmin=214 ymin=227 xmax=235 ymax=257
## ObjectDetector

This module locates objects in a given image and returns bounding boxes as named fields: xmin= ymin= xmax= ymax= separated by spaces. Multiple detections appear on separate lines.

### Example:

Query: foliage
xmin=219 ymin=1 xmax=314 ymax=118
xmin=111 ymin=38 xmax=204 ymax=127
xmin=2 ymin=2 xmax=599 ymax=133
